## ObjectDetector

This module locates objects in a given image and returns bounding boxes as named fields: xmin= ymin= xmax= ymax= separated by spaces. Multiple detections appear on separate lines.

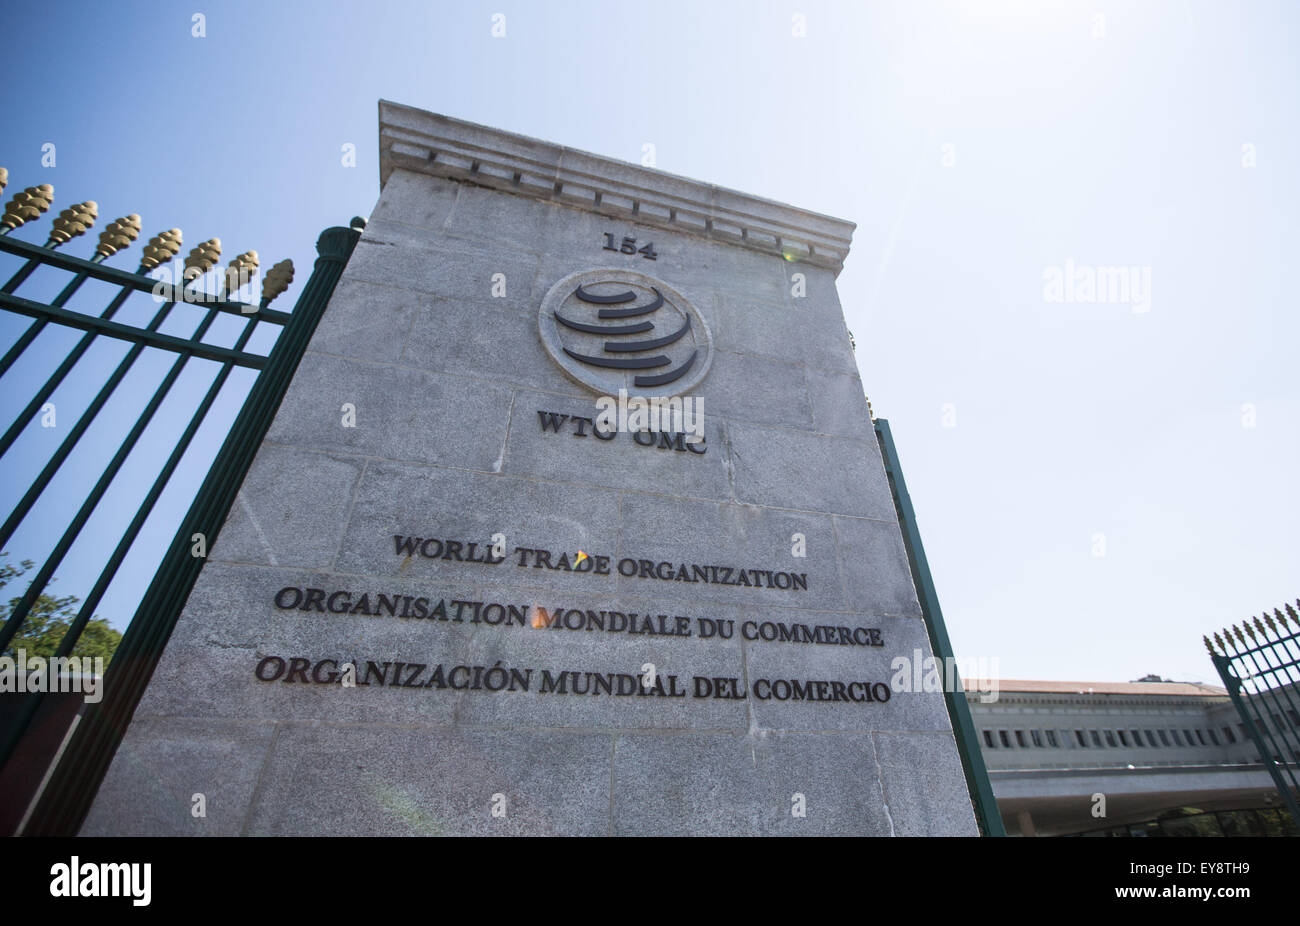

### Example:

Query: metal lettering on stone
xmin=538 ymin=269 xmax=713 ymax=398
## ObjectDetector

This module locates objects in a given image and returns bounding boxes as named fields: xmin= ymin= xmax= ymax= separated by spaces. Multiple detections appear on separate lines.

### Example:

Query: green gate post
xmin=874 ymin=417 xmax=1005 ymax=837
xmin=19 ymin=221 xmax=363 ymax=836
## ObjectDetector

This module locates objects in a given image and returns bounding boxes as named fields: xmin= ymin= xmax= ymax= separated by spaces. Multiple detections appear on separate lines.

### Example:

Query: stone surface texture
xmin=84 ymin=103 xmax=976 ymax=837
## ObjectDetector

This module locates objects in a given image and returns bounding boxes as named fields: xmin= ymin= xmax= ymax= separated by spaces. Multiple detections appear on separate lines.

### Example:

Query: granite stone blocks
xmin=85 ymin=106 xmax=974 ymax=837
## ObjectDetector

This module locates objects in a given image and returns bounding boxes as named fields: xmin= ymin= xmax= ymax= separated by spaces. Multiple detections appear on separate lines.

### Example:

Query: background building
xmin=966 ymin=676 xmax=1300 ymax=836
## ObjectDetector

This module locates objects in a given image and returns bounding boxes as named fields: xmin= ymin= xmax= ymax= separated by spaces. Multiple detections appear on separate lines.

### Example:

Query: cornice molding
xmin=378 ymin=100 xmax=856 ymax=274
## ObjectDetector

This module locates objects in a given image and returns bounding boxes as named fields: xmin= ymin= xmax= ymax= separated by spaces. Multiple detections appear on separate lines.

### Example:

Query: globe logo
xmin=537 ymin=269 xmax=713 ymax=398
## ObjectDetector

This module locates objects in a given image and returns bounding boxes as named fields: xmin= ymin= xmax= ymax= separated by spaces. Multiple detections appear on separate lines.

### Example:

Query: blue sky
xmin=1 ymin=0 xmax=1296 ymax=684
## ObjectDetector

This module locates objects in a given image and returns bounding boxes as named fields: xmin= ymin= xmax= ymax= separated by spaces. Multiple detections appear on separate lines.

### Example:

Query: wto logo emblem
xmin=538 ymin=269 xmax=713 ymax=397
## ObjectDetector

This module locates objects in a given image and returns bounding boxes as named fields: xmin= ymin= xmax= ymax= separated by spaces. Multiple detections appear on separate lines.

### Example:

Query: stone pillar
xmin=81 ymin=101 xmax=977 ymax=837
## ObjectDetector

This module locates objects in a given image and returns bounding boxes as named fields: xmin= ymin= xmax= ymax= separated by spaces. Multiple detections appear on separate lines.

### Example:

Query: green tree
xmin=0 ymin=554 xmax=121 ymax=664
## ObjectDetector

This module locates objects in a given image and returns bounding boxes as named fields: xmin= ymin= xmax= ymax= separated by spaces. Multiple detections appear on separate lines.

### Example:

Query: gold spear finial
xmin=1232 ymin=623 xmax=1247 ymax=645
xmin=1214 ymin=631 xmax=1227 ymax=653
xmin=1243 ymin=619 xmax=1259 ymax=641
xmin=183 ymin=237 xmax=221 ymax=283
xmin=261 ymin=258 xmax=294 ymax=306
xmin=1 ymin=183 xmax=54 ymax=232
xmin=1283 ymin=603 xmax=1298 ymax=629
xmin=1263 ymin=611 xmax=1279 ymax=636
xmin=1203 ymin=635 xmax=1217 ymax=656
xmin=95 ymin=214 xmax=142 ymax=260
xmin=47 ymin=200 xmax=98 ymax=246
xmin=222 ymin=250 xmax=259 ymax=296
xmin=139 ymin=228 xmax=182 ymax=271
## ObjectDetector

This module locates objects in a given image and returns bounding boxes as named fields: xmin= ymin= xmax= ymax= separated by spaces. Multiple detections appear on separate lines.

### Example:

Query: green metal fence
xmin=874 ymin=416 xmax=1005 ymax=836
xmin=1205 ymin=604 xmax=1300 ymax=830
xmin=0 ymin=171 xmax=360 ymax=835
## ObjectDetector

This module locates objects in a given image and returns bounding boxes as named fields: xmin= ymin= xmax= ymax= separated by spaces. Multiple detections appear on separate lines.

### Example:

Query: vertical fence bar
xmin=1277 ymin=605 xmax=1300 ymax=670
xmin=0 ymin=318 xmax=263 ymax=780
xmin=0 ymin=280 xmax=140 ymax=457
xmin=0 ymin=256 xmax=112 ymax=379
xmin=874 ymin=417 xmax=1005 ymax=837
xmin=1210 ymin=648 xmax=1300 ymax=829
xmin=0 ymin=295 xmax=180 ymax=555
xmin=55 ymin=316 xmax=262 ymax=659
xmin=1246 ymin=615 xmax=1300 ymax=761
xmin=20 ymin=222 xmax=361 ymax=836
xmin=0 ymin=304 xmax=229 ymax=659
xmin=1224 ymin=627 xmax=1300 ymax=770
